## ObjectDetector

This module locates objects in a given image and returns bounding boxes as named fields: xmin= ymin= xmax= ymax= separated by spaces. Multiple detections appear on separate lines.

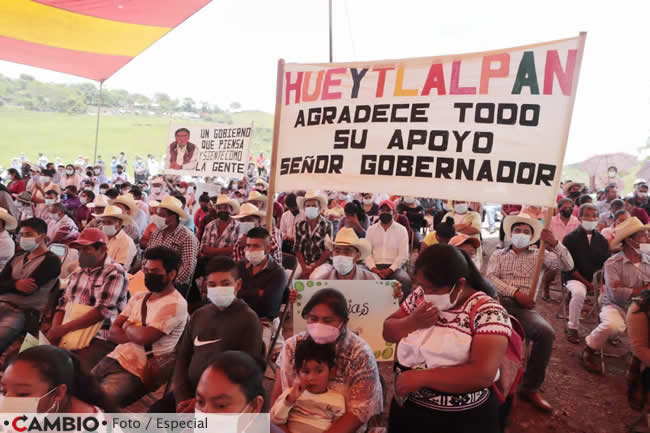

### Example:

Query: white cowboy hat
xmin=254 ymin=178 xmax=269 ymax=189
xmin=297 ymin=191 xmax=328 ymax=211
xmin=148 ymin=200 xmax=160 ymax=208
xmin=86 ymin=194 xmax=109 ymax=209
xmin=634 ymin=178 xmax=648 ymax=187
xmin=247 ymin=190 xmax=267 ymax=203
xmin=562 ymin=181 xmax=585 ymax=195
xmin=232 ymin=202 xmax=266 ymax=219
xmin=111 ymin=194 xmax=138 ymax=217
xmin=0 ymin=208 xmax=17 ymax=231
xmin=93 ymin=205 xmax=132 ymax=225
xmin=324 ymin=227 xmax=372 ymax=261
xmin=611 ymin=217 xmax=650 ymax=248
xmin=503 ymin=214 xmax=543 ymax=245
xmin=216 ymin=194 xmax=240 ymax=214
xmin=157 ymin=195 xmax=189 ymax=221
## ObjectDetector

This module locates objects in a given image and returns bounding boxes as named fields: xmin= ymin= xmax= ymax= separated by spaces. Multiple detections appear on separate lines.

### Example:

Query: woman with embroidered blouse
xmin=383 ymin=243 xmax=512 ymax=433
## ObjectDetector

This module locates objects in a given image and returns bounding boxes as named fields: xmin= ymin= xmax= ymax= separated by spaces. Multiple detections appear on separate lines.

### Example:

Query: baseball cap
xmin=70 ymin=228 xmax=107 ymax=247
xmin=378 ymin=200 xmax=396 ymax=211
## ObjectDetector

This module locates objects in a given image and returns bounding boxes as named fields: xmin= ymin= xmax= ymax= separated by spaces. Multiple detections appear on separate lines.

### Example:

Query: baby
xmin=271 ymin=338 xmax=346 ymax=433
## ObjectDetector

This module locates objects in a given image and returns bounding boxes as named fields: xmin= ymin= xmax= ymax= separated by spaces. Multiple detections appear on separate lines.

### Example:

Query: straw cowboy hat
xmin=449 ymin=233 xmax=481 ymax=249
xmin=148 ymin=200 xmax=160 ymax=208
xmin=157 ymin=195 xmax=189 ymax=221
xmin=216 ymin=194 xmax=240 ymax=214
xmin=254 ymin=178 xmax=269 ymax=189
xmin=111 ymin=194 xmax=138 ymax=217
xmin=232 ymin=202 xmax=266 ymax=220
xmin=247 ymin=190 xmax=267 ymax=204
xmin=93 ymin=205 xmax=132 ymax=225
xmin=0 ymin=208 xmax=17 ymax=231
xmin=325 ymin=227 xmax=372 ymax=261
xmin=611 ymin=217 xmax=650 ymax=248
xmin=562 ymin=181 xmax=585 ymax=195
xmin=503 ymin=214 xmax=543 ymax=245
xmin=16 ymin=191 xmax=32 ymax=205
xmin=87 ymin=194 xmax=109 ymax=209
xmin=298 ymin=191 xmax=328 ymax=210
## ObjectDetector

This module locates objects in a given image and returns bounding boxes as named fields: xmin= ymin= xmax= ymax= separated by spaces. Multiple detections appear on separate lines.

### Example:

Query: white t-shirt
xmin=271 ymin=388 xmax=346 ymax=433
xmin=107 ymin=229 xmax=137 ymax=270
xmin=107 ymin=289 xmax=188 ymax=380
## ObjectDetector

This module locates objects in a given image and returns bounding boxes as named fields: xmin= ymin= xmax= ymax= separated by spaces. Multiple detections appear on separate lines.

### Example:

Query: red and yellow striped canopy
xmin=0 ymin=0 xmax=212 ymax=81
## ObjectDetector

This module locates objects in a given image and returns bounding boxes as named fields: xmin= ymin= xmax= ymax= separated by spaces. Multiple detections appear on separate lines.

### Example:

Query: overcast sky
xmin=1 ymin=0 xmax=648 ymax=163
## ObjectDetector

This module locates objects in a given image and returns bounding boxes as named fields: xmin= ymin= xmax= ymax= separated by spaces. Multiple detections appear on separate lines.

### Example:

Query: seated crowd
xmin=2 ymin=160 xmax=650 ymax=432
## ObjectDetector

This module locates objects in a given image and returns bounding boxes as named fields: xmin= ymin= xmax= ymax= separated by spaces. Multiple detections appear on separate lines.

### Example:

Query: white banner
xmin=164 ymin=123 xmax=252 ymax=178
xmin=274 ymin=35 xmax=585 ymax=206
xmin=292 ymin=279 xmax=399 ymax=361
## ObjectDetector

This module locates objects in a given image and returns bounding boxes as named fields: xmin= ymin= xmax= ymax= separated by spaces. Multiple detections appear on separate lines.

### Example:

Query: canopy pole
xmin=93 ymin=81 xmax=104 ymax=165
xmin=328 ymin=0 xmax=333 ymax=62
xmin=266 ymin=59 xmax=285 ymax=231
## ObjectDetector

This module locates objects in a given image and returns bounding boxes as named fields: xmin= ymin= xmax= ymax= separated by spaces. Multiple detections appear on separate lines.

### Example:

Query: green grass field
xmin=0 ymin=108 xmax=274 ymax=169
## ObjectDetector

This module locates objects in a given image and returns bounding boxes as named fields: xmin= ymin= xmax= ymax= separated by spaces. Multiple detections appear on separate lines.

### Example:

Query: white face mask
xmin=40 ymin=176 xmax=51 ymax=184
xmin=152 ymin=187 xmax=162 ymax=194
xmin=633 ymin=243 xmax=650 ymax=264
xmin=65 ymin=169 xmax=74 ymax=176
xmin=245 ymin=249 xmax=266 ymax=266
xmin=581 ymin=220 xmax=598 ymax=232
xmin=207 ymin=286 xmax=236 ymax=308
xmin=0 ymin=387 xmax=56 ymax=413
xmin=102 ymin=224 xmax=118 ymax=237
xmin=79 ymin=197 xmax=88 ymax=205
xmin=454 ymin=203 xmax=468 ymax=214
xmin=195 ymin=403 xmax=252 ymax=431
xmin=332 ymin=255 xmax=355 ymax=275
xmin=44 ymin=198 xmax=56 ymax=206
xmin=511 ymin=233 xmax=532 ymax=249
xmin=423 ymin=283 xmax=460 ymax=312
xmin=403 ymin=196 xmax=416 ymax=205
xmin=100 ymin=188 xmax=108 ymax=194
xmin=305 ymin=206 xmax=319 ymax=220
xmin=151 ymin=215 xmax=168 ymax=230
xmin=362 ymin=198 xmax=374 ymax=206
xmin=238 ymin=221 xmax=256 ymax=235
xmin=338 ymin=193 xmax=347 ymax=201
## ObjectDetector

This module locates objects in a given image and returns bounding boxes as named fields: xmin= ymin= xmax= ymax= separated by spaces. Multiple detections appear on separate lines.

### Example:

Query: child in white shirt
xmin=271 ymin=338 xmax=346 ymax=433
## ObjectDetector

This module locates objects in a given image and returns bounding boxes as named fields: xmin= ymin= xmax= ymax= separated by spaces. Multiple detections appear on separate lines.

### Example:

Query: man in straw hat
xmin=294 ymin=191 xmax=333 ymax=279
xmin=582 ymin=217 xmax=650 ymax=373
xmin=48 ymin=228 xmax=128 ymax=371
xmin=111 ymin=194 xmax=144 ymax=242
xmin=97 ymin=205 xmax=137 ymax=270
xmin=487 ymin=214 xmax=573 ymax=412
xmin=311 ymin=227 xmax=377 ymax=281
xmin=0 ymin=217 xmax=61 ymax=354
xmin=231 ymin=202 xmax=282 ymax=264
xmin=0 ymin=207 xmax=16 ymax=271
xmin=146 ymin=196 xmax=199 ymax=297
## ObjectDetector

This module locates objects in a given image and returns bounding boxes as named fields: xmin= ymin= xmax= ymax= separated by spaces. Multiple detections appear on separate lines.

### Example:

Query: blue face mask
xmin=20 ymin=236 xmax=38 ymax=252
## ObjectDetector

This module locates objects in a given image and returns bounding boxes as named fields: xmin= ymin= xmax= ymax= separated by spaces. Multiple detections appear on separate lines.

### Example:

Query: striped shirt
xmin=57 ymin=255 xmax=128 ymax=340
xmin=486 ymin=243 xmax=574 ymax=298
xmin=147 ymin=225 xmax=199 ymax=286
xmin=232 ymin=226 xmax=283 ymax=264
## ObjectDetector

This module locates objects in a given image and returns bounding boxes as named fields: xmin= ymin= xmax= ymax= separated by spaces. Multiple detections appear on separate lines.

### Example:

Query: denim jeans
xmin=0 ymin=303 xmax=25 ymax=355
xmin=484 ymin=205 xmax=501 ymax=230
xmin=501 ymin=298 xmax=555 ymax=392
xmin=92 ymin=357 xmax=145 ymax=407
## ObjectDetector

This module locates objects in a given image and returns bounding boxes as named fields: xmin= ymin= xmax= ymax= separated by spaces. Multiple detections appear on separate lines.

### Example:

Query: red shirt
xmin=502 ymin=204 xmax=522 ymax=215
xmin=7 ymin=179 xmax=25 ymax=195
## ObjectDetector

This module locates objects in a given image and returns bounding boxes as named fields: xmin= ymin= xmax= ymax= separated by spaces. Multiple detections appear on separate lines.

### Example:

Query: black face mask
xmin=290 ymin=208 xmax=299 ymax=216
xmin=144 ymin=273 xmax=167 ymax=293
xmin=569 ymin=191 xmax=581 ymax=198
xmin=560 ymin=209 xmax=573 ymax=218
xmin=200 ymin=204 xmax=209 ymax=212
xmin=217 ymin=211 xmax=230 ymax=221
xmin=379 ymin=213 xmax=393 ymax=224
xmin=79 ymin=253 xmax=99 ymax=269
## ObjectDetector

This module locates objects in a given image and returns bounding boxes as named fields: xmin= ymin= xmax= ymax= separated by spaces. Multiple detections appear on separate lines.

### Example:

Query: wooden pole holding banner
xmin=528 ymin=207 xmax=554 ymax=301
xmin=528 ymin=32 xmax=587 ymax=301
xmin=328 ymin=0 xmax=333 ymax=62
xmin=265 ymin=59 xmax=285 ymax=231
xmin=92 ymin=81 xmax=104 ymax=165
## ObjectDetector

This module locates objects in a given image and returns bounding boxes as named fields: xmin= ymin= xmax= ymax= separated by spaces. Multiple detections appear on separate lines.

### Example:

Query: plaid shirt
xmin=232 ymin=226 xmax=283 ymax=264
xmin=200 ymin=218 xmax=240 ymax=251
xmin=148 ymin=225 xmax=199 ymax=286
xmin=486 ymin=242 xmax=574 ymax=298
xmin=57 ymin=255 xmax=128 ymax=340
xmin=294 ymin=216 xmax=333 ymax=265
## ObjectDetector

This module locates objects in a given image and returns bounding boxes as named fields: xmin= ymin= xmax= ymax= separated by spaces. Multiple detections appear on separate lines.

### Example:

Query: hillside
xmin=0 ymin=107 xmax=273 ymax=168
